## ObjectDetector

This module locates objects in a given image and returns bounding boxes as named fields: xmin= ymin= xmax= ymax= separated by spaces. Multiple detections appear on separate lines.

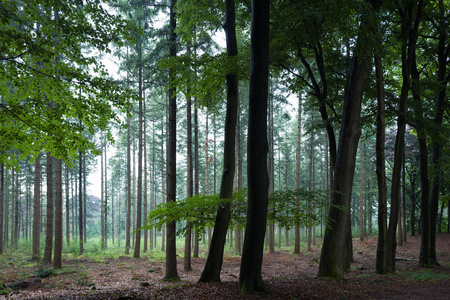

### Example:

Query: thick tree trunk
xmin=164 ymin=0 xmax=179 ymax=281
xmin=0 ymin=163 xmax=4 ymax=255
xmin=43 ymin=153 xmax=53 ymax=263
xmin=318 ymin=47 xmax=368 ymax=278
xmin=53 ymin=158 xmax=62 ymax=269
xmin=239 ymin=0 xmax=269 ymax=293
xmin=199 ymin=0 xmax=238 ymax=281
xmin=429 ymin=0 xmax=447 ymax=266
xmin=32 ymin=155 xmax=41 ymax=260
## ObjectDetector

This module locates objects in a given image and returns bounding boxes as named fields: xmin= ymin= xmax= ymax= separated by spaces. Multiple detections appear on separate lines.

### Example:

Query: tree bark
xmin=294 ymin=96 xmax=302 ymax=254
xmin=134 ymin=36 xmax=143 ymax=258
xmin=125 ymin=114 xmax=132 ymax=255
xmin=239 ymin=0 xmax=269 ymax=293
xmin=79 ymin=148 xmax=84 ymax=254
xmin=164 ymin=0 xmax=179 ymax=281
xmin=318 ymin=27 xmax=369 ymax=278
xmin=184 ymin=59 xmax=193 ymax=271
xmin=32 ymin=154 xmax=41 ymax=260
xmin=43 ymin=153 xmax=53 ymax=263
xmin=199 ymin=0 xmax=238 ymax=282
xmin=429 ymin=0 xmax=447 ymax=266
xmin=53 ymin=158 xmax=62 ymax=269
xmin=374 ymin=53 xmax=388 ymax=274
xmin=0 ymin=163 xmax=4 ymax=255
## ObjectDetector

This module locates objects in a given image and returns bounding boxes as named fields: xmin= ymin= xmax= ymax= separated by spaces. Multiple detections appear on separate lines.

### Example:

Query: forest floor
xmin=1 ymin=233 xmax=450 ymax=299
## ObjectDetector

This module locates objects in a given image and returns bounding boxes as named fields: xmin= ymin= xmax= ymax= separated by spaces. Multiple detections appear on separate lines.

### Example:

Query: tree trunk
xmin=199 ymin=0 xmax=238 ymax=281
xmin=318 ymin=32 xmax=368 ymax=278
xmin=164 ymin=0 xmax=179 ymax=281
xmin=134 ymin=38 xmax=144 ymax=258
xmin=125 ymin=115 xmax=132 ymax=255
xmin=101 ymin=134 xmax=105 ymax=249
xmin=294 ymin=96 xmax=301 ymax=254
xmin=234 ymin=103 xmax=242 ymax=255
xmin=374 ymin=53 xmax=388 ymax=274
xmin=429 ymin=0 xmax=447 ymax=266
xmin=79 ymin=149 xmax=84 ymax=254
xmin=193 ymin=104 xmax=199 ymax=258
xmin=11 ymin=168 xmax=15 ymax=247
xmin=268 ymin=90 xmax=275 ymax=254
xmin=184 ymin=62 xmax=193 ymax=271
xmin=386 ymin=0 xmax=423 ymax=274
xmin=65 ymin=164 xmax=70 ymax=249
xmin=359 ymin=139 xmax=365 ymax=242
xmin=239 ymin=0 xmax=269 ymax=293
xmin=53 ymin=158 xmax=62 ymax=269
xmin=143 ymin=101 xmax=148 ymax=252
xmin=43 ymin=153 xmax=53 ymax=263
xmin=104 ymin=143 xmax=108 ymax=248
xmin=32 ymin=154 xmax=41 ymax=260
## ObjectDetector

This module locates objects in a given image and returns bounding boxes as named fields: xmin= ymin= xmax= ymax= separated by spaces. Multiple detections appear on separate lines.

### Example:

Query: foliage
xmin=142 ymin=188 xmax=328 ymax=237
xmin=0 ymin=0 xmax=137 ymax=168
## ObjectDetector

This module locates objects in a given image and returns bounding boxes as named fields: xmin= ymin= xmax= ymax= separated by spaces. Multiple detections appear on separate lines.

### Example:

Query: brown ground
xmin=1 ymin=233 xmax=450 ymax=299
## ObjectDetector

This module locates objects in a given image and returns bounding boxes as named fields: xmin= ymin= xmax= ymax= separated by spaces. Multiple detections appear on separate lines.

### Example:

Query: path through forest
xmin=2 ymin=234 xmax=450 ymax=299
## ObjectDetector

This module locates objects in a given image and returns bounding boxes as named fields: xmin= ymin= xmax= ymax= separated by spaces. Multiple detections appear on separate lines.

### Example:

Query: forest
xmin=0 ymin=0 xmax=449 ymax=298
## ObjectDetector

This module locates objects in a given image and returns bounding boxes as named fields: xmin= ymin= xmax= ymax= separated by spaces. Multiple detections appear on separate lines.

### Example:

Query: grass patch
xmin=398 ymin=268 xmax=450 ymax=282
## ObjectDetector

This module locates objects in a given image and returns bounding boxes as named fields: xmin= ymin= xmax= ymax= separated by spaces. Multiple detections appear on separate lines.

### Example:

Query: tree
xmin=79 ymin=146 xmax=84 ymax=254
xmin=0 ymin=163 xmax=3 ymax=255
xmin=134 ymin=21 xmax=144 ymax=258
xmin=54 ymin=158 xmax=63 ymax=269
xmin=164 ymin=0 xmax=179 ymax=281
xmin=43 ymin=153 xmax=54 ymax=264
xmin=184 ymin=47 xmax=194 ymax=271
xmin=386 ymin=0 xmax=424 ymax=273
xmin=318 ymin=1 xmax=372 ymax=279
xmin=428 ymin=0 xmax=449 ymax=267
xmin=239 ymin=0 xmax=270 ymax=293
xmin=199 ymin=0 xmax=239 ymax=282
xmin=374 ymin=43 xmax=388 ymax=274
xmin=0 ymin=0 xmax=134 ymax=169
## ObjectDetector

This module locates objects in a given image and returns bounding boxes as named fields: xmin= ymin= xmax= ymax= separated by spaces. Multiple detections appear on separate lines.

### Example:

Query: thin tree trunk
xmin=79 ymin=148 xmax=84 ymax=254
xmin=32 ymin=154 xmax=41 ymax=260
xmin=143 ymin=102 xmax=148 ymax=252
xmin=54 ymin=158 xmax=62 ymax=268
xmin=199 ymin=0 xmax=238 ymax=282
xmin=184 ymin=69 xmax=193 ymax=271
xmin=65 ymin=163 xmax=70 ymax=248
xmin=43 ymin=153 xmax=53 ymax=263
xmin=134 ymin=37 xmax=144 ymax=258
xmin=374 ymin=53 xmax=388 ymax=274
xmin=360 ymin=139 xmax=365 ymax=241
xmin=101 ymin=134 xmax=105 ymax=249
xmin=11 ymin=168 xmax=15 ymax=247
xmin=386 ymin=0 xmax=423 ymax=273
xmin=104 ymin=143 xmax=108 ymax=248
xmin=125 ymin=115 xmax=132 ymax=255
xmin=193 ymin=104 xmax=199 ymax=258
xmin=294 ymin=96 xmax=301 ymax=254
